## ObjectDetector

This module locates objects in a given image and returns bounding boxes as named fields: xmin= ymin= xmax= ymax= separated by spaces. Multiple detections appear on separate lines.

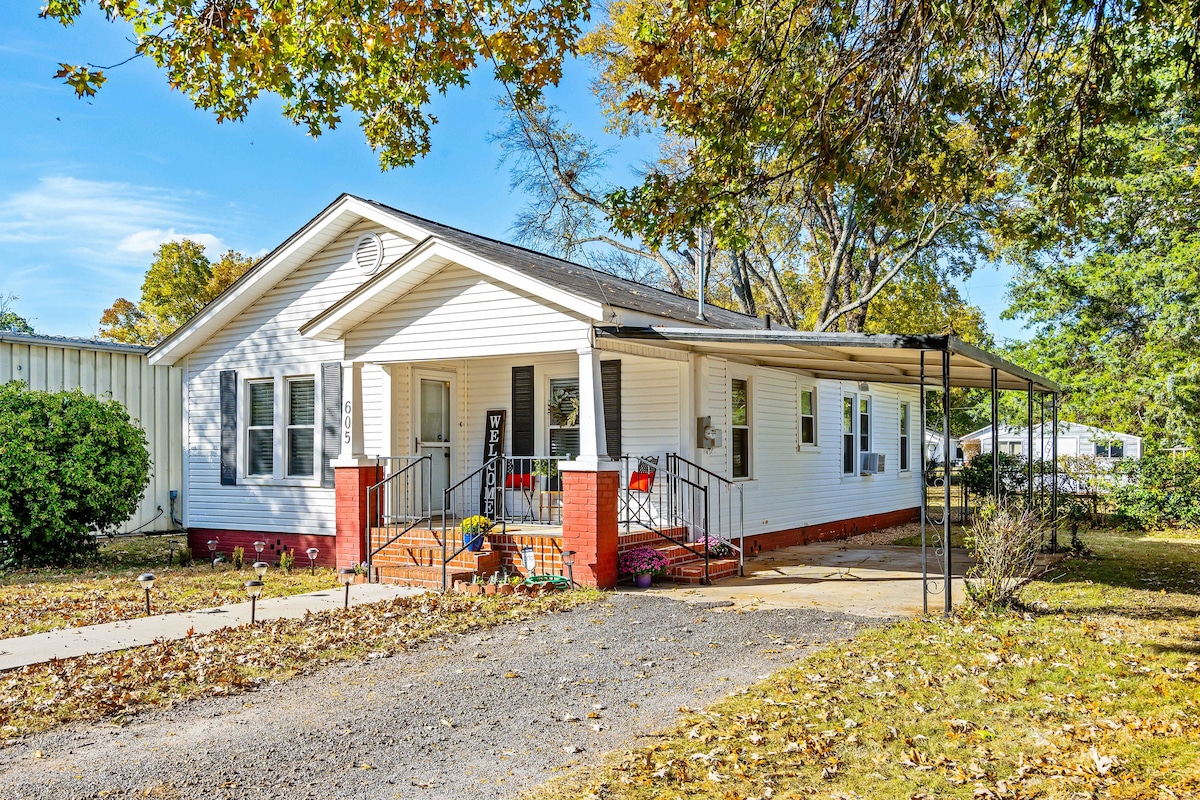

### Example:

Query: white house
xmin=147 ymin=194 xmax=1056 ymax=587
xmin=0 ymin=332 xmax=183 ymax=534
xmin=961 ymin=422 xmax=1142 ymax=462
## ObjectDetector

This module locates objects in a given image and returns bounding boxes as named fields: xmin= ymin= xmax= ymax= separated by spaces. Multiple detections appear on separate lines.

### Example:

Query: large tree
xmin=996 ymin=72 xmax=1200 ymax=445
xmin=100 ymin=240 xmax=254 ymax=345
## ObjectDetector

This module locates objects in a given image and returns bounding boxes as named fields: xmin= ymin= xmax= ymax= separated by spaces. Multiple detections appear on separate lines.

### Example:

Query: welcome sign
xmin=480 ymin=410 xmax=506 ymax=519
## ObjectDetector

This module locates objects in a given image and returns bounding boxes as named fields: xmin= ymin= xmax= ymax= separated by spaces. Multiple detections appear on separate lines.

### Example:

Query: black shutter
xmin=321 ymin=362 xmax=342 ymax=489
xmin=219 ymin=370 xmax=237 ymax=486
xmin=601 ymin=359 xmax=622 ymax=458
xmin=511 ymin=366 xmax=535 ymax=456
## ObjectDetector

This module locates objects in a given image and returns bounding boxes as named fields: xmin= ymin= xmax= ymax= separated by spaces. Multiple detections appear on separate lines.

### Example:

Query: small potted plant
xmin=350 ymin=561 xmax=369 ymax=584
xmin=484 ymin=572 xmax=499 ymax=596
xmin=696 ymin=536 xmax=734 ymax=559
xmin=496 ymin=567 xmax=515 ymax=596
xmin=619 ymin=546 xmax=670 ymax=588
xmin=468 ymin=575 xmax=484 ymax=595
xmin=460 ymin=515 xmax=492 ymax=553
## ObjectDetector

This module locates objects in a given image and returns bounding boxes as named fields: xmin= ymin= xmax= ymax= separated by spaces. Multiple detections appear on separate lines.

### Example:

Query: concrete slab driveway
xmin=642 ymin=542 xmax=978 ymax=616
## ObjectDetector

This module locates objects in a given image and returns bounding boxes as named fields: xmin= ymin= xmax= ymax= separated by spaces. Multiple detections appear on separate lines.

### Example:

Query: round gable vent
xmin=353 ymin=232 xmax=384 ymax=275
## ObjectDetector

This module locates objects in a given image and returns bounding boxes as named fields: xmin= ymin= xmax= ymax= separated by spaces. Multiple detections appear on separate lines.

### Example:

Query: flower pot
xmin=635 ymin=573 xmax=653 ymax=589
xmin=483 ymin=583 xmax=498 ymax=596
xmin=453 ymin=580 xmax=468 ymax=594
xmin=468 ymin=584 xmax=483 ymax=596
xmin=464 ymin=532 xmax=485 ymax=552
xmin=497 ymin=583 xmax=515 ymax=596
xmin=353 ymin=574 xmax=367 ymax=585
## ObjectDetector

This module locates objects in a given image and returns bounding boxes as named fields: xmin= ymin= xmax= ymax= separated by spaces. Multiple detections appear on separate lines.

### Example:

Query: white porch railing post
xmin=575 ymin=346 xmax=607 ymax=470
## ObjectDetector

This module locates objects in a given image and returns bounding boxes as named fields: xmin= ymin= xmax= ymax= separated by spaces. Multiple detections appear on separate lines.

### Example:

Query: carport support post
xmin=1051 ymin=394 xmax=1060 ymax=552
xmin=942 ymin=349 xmax=952 ymax=616
xmin=1026 ymin=382 xmax=1035 ymax=507
xmin=990 ymin=368 xmax=999 ymax=500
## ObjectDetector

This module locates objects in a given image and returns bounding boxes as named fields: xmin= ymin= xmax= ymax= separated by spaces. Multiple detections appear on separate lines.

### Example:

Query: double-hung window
xmin=731 ymin=378 xmax=750 ymax=479
xmin=247 ymin=380 xmax=275 ymax=477
xmin=843 ymin=393 xmax=872 ymax=475
xmin=842 ymin=395 xmax=856 ymax=475
xmin=286 ymin=378 xmax=316 ymax=477
xmin=547 ymin=377 xmax=581 ymax=460
xmin=799 ymin=386 xmax=816 ymax=447
xmin=244 ymin=374 xmax=318 ymax=480
xmin=899 ymin=402 xmax=910 ymax=471
xmin=1094 ymin=441 xmax=1124 ymax=458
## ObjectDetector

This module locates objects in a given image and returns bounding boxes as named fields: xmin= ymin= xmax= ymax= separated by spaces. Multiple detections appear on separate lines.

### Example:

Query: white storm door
xmin=417 ymin=376 xmax=452 ymax=514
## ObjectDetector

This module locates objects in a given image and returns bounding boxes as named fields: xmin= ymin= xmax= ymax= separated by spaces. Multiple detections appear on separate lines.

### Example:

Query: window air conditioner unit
xmin=860 ymin=452 xmax=885 ymax=474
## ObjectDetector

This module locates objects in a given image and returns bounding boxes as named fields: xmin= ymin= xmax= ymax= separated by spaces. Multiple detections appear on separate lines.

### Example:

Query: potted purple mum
xmin=619 ymin=546 xmax=670 ymax=588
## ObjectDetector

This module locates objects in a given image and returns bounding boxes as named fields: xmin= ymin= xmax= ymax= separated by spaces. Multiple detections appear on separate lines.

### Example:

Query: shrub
xmin=959 ymin=451 xmax=1029 ymax=500
xmin=0 ymin=382 xmax=150 ymax=567
xmin=176 ymin=546 xmax=193 ymax=567
xmin=618 ymin=546 xmax=670 ymax=577
xmin=964 ymin=501 xmax=1044 ymax=608
xmin=279 ymin=548 xmax=295 ymax=573
xmin=231 ymin=545 xmax=245 ymax=570
xmin=1111 ymin=452 xmax=1200 ymax=529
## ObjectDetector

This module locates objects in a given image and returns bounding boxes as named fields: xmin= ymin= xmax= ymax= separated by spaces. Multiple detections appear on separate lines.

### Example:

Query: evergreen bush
xmin=0 ymin=382 xmax=151 ymax=567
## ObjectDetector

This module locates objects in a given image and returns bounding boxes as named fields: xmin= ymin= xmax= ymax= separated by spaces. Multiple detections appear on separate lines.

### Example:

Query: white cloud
xmin=116 ymin=228 xmax=228 ymax=256
xmin=0 ymin=176 xmax=223 ymax=268
xmin=0 ymin=176 xmax=247 ymax=337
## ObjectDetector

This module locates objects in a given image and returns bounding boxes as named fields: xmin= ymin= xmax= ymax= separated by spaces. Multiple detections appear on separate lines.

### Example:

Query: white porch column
xmin=338 ymin=360 xmax=365 ymax=462
xmin=574 ymin=345 xmax=607 ymax=469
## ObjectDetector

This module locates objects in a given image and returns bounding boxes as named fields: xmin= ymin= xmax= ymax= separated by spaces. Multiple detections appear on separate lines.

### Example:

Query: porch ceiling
xmin=597 ymin=327 xmax=1060 ymax=393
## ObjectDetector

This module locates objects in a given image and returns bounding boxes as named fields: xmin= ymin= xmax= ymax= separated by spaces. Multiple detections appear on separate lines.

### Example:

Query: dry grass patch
xmin=0 ymin=536 xmax=334 ymax=638
xmin=0 ymin=589 xmax=600 ymax=741
xmin=530 ymin=528 xmax=1200 ymax=799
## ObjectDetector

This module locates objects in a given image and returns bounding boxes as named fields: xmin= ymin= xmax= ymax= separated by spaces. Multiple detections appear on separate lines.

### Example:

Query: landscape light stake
xmin=245 ymin=580 xmax=264 ymax=624
xmin=137 ymin=573 xmax=156 ymax=616
xmin=254 ymin=541 xmax=266 ymax=562
xmin=207 ymin=539 xmax=218 ymax=570
xmin=339 ymin=568 xmax=356 ymax=609
xmin=562 ymin=550 xmax=576 ymax=588
xmin=167 ymin=539 xmax=178 ymax=566
xmin=253 ymin=561 xmax=269 ymax=580
xmin=307 ymin=547 xmax=320 ymax=575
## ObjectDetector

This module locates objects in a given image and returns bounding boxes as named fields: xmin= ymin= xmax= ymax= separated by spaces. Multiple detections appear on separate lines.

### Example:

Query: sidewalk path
xmin=0 ymin=583 xmax=422 ymax=671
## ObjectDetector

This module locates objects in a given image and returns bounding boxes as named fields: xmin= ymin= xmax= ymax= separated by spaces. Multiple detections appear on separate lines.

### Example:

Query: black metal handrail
xmin=666 ymin=453 xmax=745 ymax=575
xmin=441 ymin=455 xmax=506 ymax=590
xmin=618 ymin=455 xmax=716 ymax=584
xmin=365 ymin=455 xmax=432 ymax=581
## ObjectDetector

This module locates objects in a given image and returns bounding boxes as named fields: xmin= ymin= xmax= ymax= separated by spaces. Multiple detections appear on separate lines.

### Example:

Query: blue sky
xmin=0 ymin=3 xmax=1024 ymax=341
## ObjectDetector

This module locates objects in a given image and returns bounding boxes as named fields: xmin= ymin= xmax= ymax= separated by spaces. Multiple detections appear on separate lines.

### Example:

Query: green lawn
xmin=532 ymin=527 xmax=1200 ymax=799
xmin=0 ymin=536 xmax=337 ymax=639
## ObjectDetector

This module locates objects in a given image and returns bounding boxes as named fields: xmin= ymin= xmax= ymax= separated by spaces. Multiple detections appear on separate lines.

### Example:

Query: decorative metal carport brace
xmin=597 ymin=327 xmax=1063 ymax=617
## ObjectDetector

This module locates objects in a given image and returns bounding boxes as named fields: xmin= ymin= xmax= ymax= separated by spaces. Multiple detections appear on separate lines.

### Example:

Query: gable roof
xmin=358 ymin=197 xmax=765 ymax=331
xmin=149 ymin=193 xmax=765 ymax=365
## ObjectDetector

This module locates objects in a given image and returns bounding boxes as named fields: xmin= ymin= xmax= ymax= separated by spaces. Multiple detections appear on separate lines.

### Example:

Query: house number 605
xmin=343 ymin=400 xmax=353 ymax=444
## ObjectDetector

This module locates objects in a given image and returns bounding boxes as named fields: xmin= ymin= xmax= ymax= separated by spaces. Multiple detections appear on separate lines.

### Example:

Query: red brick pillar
xmin=561 ymin=466 xmax=619 ymax=588
xmin=335 ymin=465 xmax=382 ymax=568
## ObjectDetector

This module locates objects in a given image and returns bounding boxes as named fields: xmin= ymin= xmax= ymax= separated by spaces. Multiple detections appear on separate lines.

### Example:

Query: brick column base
xmin=561 ymin=468 xmax=619 ymax=588
xmin=335 ymin=465 xmax=382 ymax=568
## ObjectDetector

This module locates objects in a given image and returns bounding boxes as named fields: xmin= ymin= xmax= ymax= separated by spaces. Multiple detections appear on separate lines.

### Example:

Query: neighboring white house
xmin=924 ymin=429 xmax=963 ymax=466
xmin=961 ymin=422 xmax=1143 ymax=461
xmin=0 ymin=332 xmax=184 ymax=533
xmin=145 ymin=194 xmax=1055 ymax=585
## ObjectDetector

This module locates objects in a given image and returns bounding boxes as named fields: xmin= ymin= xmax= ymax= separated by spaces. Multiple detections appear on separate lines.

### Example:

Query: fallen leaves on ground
xmin=0 ymin=590 xmax=598 ymax=741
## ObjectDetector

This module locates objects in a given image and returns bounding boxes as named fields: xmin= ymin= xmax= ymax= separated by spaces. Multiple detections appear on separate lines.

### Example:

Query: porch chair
xmin=622 ymin=455 xmax=659 ymax=530
xmin=504 ymin=464 xmax=536 ymax=523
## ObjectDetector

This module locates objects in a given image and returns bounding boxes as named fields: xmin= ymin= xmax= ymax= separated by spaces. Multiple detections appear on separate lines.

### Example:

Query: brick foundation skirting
xmin=740 ymin=507 xmax=920 ymax=555
xmin=186 ymin=529 xmax=336 ymax=568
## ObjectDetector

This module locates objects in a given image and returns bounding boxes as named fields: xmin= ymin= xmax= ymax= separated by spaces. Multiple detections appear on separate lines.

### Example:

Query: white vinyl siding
xmin=344 ymin=262 xmax=591 ymax=363
xmin=185 ymin=220 xmax=416 ymax=536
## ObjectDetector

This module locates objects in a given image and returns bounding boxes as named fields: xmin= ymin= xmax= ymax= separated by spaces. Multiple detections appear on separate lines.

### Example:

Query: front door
xmin=417 ymin=376 xmax=452 ymax=514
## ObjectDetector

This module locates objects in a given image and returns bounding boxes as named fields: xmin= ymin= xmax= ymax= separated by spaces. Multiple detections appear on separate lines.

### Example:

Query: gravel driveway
xmin=0 ymin=593 xmax=885 ymax=800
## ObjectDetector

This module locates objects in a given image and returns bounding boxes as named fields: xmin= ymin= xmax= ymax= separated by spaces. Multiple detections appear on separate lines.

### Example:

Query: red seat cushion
xmin=628 ymin=472 xmax=653 ymax=492
xmin=505 ymin=472 xmax=533 ymax=490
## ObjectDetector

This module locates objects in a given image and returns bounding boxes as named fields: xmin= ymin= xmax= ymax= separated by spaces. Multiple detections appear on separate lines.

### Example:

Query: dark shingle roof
xmin=0 ymin=331 xmax=150 ymax=354
xmin=364 ymin=197 xmax=767 ymax=331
